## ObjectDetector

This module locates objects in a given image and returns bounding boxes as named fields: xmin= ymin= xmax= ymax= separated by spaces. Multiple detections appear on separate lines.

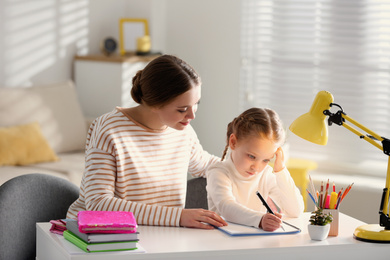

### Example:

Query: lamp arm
xmin=339 ymin=113 xmax=390 ymax=229
xmin=342 ymin=114 xmax=385 ymax=149
xmin=326 ymin=104 xmax=387 ymax=152
xmin=341 ymin=117 xmax=383 ymax=151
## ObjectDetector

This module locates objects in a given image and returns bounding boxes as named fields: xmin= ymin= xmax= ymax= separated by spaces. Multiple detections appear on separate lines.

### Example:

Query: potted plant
xmin=308 ymin=208 xmax=333 ymax=240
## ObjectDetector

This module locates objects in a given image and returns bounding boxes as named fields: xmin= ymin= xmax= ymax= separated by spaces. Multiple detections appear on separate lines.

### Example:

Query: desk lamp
xmin=289 ymin=90 xmax=390 ymax=243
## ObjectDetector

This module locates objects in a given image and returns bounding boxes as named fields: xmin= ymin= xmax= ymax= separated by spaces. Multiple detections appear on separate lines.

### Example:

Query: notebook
xmin=63 ymin=230 xmax=138 ymax=253
xmin=77 ymin=211 xmax=137 ymax=234
xmin=216 ymin=220 xmax=301 ymax=237
xmin=66 ymin=219 xmax=139 ymax=243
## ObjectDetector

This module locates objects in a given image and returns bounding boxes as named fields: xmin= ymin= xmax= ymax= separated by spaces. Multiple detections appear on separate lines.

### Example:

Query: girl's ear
xmin=229 ymin=134 xmax=238 ymax=150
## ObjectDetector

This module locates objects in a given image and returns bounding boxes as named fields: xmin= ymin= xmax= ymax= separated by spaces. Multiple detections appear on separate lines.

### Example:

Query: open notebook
xmin=216 ymin=221 xmax=301 ymax=237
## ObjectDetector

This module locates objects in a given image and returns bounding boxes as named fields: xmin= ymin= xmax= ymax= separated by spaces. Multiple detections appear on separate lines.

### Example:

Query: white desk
xmin=36 ymin=213 xmax=389 ymax=260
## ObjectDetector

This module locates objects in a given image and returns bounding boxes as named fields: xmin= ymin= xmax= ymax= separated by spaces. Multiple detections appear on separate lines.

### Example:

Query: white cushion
xmin=0 ymin=81 xmax=87 ymax=153
xmin=0 ymin=152 xmax=85 ymax=187
xmin=0 ymin=166 xmax=70 ymax=186
xmin=32 ymin=152 xmax=85 ymax=186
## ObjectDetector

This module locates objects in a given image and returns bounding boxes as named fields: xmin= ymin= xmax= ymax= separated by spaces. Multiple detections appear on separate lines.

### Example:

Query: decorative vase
xmin=308 ymin=224 xmax=330 ymax=241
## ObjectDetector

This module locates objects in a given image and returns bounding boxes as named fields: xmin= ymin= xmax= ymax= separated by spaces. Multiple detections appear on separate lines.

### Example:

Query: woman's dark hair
xmin=131 ymin=55 xmax=201 ymax=107
xmin=221 ymin=107 xmax=285 ymax=161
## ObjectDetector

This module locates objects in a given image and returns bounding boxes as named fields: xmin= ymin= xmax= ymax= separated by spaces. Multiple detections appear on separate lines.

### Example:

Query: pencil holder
xmin=323 ymin=209 xmax=339 ymax=236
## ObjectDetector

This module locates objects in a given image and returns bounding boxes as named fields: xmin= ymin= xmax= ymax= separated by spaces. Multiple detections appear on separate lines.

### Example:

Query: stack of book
xmin=63 ymin=211 xmax=139 ymax=253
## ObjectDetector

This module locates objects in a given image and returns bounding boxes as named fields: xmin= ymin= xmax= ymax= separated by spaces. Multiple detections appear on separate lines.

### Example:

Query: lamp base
xmin=354 ymin=224 xmax=390 ymax=243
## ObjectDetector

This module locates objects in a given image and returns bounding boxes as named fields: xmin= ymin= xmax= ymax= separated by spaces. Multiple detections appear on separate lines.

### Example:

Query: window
xmin=240 ymin=0 xmax=390 ymax=177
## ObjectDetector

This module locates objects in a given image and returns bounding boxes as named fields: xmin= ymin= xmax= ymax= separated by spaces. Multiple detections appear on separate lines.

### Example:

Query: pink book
xmin=77 ymin=211 xmax=137 ymax=234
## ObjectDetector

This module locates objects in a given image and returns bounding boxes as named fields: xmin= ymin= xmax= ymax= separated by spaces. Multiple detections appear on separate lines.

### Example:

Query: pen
xmin=256 ymin=191 xmax=285 ymax=231
xmin=256 ymin=191 xmax=274 ymax=214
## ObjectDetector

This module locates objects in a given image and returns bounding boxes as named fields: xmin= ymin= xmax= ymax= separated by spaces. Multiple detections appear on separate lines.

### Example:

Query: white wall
xmin=0 ymin=0 xmax=89 ymax=87
xmin=164 ymin=0 xmax=241 ymax=156
xmin=0 ymin=0 xmax=153 ymax=87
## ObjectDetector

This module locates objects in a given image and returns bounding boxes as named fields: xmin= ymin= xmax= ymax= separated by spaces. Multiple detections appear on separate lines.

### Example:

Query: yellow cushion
xmin=0 ymin=122 xmax=59 ymax=166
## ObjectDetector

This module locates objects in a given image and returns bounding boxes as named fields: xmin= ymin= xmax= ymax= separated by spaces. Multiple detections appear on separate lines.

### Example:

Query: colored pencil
xmin=335 ymin=188 xmax=343 ymax=209
xmin=309 ymin=175 xmax=317 ymax=203
xmin=306 ymin=189 xmax=316 ymax=205
xmin=340 ymin=183 xmax=354 ymax=203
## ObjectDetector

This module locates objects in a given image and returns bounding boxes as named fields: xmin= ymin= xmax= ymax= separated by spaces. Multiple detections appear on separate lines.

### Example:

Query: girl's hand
xmin=259 ymin=212 xmax=282 ymax=231
xmin=273 ymin=147 xmax=285 ymax=172
xmin=180 ymin=209 xmax=228 ymax=229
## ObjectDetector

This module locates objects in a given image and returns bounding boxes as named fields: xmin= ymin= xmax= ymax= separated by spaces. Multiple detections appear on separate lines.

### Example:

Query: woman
xmin=67 ymin=55 xmax=227 ymax=229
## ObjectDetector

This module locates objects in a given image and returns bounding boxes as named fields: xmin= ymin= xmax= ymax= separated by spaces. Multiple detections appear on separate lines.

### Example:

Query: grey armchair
xmin=0 ymin=173 xmax=79 ymax=260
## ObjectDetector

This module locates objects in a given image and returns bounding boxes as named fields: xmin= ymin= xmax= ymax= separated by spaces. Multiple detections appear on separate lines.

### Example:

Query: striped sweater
xmin=66 ymin=107 xmax=219 ymax=226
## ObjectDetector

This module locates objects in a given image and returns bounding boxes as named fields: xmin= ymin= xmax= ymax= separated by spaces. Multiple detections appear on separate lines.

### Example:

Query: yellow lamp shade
xmin=289 ymin=91 xmax=334 ymax=145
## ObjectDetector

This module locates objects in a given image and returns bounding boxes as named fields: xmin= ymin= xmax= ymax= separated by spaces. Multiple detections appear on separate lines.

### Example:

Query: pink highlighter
xmin=324 ymin=194 xmax=331 ymax=209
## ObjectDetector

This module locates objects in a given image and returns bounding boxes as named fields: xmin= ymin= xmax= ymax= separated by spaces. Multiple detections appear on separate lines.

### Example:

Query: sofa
xmin=0 ymin=81 xmax=90 ymax=187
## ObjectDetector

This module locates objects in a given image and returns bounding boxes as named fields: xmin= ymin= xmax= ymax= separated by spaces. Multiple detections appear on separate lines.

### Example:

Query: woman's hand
xmin=259 ymin=212 xmax=282 ymax=231
xmin=180 ymin=209 xmax=228 ymax=229
xmin=273 ymin=147 xmax=285 ymax=172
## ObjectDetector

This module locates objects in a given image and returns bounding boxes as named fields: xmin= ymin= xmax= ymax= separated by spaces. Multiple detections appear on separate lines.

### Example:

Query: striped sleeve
xmin=187 ymin=125 xmax=220 ymax=178
xmin=67 ymin=109 xmax=196 ymax=226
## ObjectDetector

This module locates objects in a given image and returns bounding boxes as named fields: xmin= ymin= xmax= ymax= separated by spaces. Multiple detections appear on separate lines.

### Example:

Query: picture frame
xmin=119 ymin=18 xmax=149 ymax=55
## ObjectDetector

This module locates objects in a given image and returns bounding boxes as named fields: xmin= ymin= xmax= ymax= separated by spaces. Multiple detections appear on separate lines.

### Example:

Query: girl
xmin=67 ymin=55 xmax=227 ymax=229
xmin=206 ymin=107 xmax=304 ymax=231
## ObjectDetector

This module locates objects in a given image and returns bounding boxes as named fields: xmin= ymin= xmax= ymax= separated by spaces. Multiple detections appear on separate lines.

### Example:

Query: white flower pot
xmin=308 ymin=224 xmax=330 ymax=241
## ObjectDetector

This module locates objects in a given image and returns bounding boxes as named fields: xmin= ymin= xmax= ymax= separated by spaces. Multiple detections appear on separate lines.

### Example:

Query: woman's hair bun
xmin=131 ymin=70 xmax=143 ymax=104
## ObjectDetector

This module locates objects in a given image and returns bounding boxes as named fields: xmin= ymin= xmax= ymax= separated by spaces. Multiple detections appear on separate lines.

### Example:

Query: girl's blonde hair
xmin=221 ymin=107 xmax=285 ymax=161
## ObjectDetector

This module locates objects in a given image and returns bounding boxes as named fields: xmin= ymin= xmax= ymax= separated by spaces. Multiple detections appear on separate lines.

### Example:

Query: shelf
xmin=74 ymin=53 xmax=160 ymax=63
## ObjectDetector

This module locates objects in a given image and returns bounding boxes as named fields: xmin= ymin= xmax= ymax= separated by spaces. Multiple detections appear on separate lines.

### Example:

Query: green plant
xmin=309 ymin=208 xmax=333 ymax=226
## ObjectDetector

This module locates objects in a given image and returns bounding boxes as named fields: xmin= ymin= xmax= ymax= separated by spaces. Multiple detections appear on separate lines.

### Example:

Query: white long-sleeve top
xmin=206 ymin=154 xmax=304 ymax=228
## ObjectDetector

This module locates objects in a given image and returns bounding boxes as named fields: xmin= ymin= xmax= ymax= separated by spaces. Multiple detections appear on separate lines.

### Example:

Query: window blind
xmin=240 ymin=0 xmax=390 ymax=177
